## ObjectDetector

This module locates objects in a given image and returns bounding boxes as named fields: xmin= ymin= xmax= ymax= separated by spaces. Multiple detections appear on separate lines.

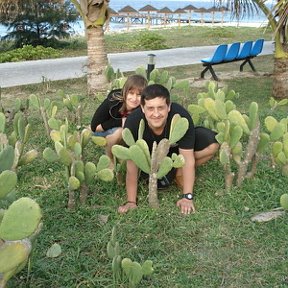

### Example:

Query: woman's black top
xmin=90 ymin=89 xmax=123 ymax=132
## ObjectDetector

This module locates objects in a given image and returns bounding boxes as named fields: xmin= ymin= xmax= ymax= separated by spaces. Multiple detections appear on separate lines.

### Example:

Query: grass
xmin=2 ymin=26 xmax=288 ymax=288
xmin=12 ymin=25 xmax=272 ymax=57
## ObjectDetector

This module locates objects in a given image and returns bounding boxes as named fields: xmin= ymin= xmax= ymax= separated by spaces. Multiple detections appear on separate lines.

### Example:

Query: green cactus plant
xmin=106 ymin=226 xmax=154 ymax=287
xmin=0 ymin=148 xmax=42 ymax=288
xmin=0 ymin=197 xmax=42 ymax=288
xmin=43 ymin=118 xmax=114 ymax=209
xmin=57 ymin=90 xmax=86 ymax=127
xmin=0 ymin=112 xmax=39 ymax=172
xmin=112 ymin=114 xmax=188 ymax=208
xmin=188 ymin=82 xmax=267 ymax=191
xmin=29 ymin=93 xmax=59 ymax=138
xmin=264 ymin=116 xmax=288 ymax=179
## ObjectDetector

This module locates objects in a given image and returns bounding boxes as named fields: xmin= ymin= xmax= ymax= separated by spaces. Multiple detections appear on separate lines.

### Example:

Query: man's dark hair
xmin=141 ymin=84 xmax=170 ymax=106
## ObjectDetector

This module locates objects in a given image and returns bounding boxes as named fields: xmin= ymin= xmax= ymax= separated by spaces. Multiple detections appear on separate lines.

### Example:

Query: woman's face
xmin=125 ymin=88 xmax=141 ymax=111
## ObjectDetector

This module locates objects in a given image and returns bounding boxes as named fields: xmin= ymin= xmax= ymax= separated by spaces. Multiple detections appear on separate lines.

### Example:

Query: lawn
xmin=2 ymin=26 xmax=288 ymax=288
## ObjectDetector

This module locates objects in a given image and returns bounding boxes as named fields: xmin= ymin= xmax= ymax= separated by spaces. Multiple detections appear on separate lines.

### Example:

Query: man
xmin=118 ymin=84 xmax=219 ymax=215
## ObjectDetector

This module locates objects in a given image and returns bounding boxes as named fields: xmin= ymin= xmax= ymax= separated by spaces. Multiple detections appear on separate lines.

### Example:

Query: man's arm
xmin=118 ymin=159 xmax=138 ymax=213
xmin=176 ymin=148 xmax=196 ymax=214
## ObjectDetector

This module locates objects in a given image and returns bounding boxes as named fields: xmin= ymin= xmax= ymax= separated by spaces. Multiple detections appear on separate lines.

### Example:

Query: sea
xmin=0 ymin=0 xmax=272 ymax=38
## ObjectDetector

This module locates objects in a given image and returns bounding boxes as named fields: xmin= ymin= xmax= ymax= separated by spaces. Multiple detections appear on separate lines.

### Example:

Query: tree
xmin=0 ymin=0 xmax=79 ymax=48
xmin=70 ymin=0 xmax=110 ymax=95
xmin=217 ymin=0 xmax=288 ymax=99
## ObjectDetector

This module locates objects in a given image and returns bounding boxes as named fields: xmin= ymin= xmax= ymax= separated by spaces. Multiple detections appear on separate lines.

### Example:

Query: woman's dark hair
xmin=141 ymin=84 xmax=170 ymax=106
xmin=115 ymin=75 xmax=147 ymax=113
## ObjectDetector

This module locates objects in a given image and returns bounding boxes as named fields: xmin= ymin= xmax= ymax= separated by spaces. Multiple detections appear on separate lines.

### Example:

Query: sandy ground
xmin=102 ymin=20 xmax=269 ymax=35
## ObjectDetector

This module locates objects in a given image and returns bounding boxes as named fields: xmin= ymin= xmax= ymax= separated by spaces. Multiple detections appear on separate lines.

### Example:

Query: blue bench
xmin=200 ymin=39 xmax=264 ymax=81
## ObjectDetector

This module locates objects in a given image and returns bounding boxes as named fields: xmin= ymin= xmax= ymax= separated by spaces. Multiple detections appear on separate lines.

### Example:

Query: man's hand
xmin=118 ymin=202 xmax=137 ymax=214
xmin=176 ymin=198 xmax=195 ymax=215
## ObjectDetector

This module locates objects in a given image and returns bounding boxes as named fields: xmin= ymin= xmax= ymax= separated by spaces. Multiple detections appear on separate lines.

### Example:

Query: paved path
xmin=0 ymin=41 xmax=274 ymax=88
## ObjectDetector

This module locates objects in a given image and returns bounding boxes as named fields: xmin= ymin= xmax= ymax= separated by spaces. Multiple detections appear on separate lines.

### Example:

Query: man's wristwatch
xmin=180 ymin=193 xmax=193 ymax=200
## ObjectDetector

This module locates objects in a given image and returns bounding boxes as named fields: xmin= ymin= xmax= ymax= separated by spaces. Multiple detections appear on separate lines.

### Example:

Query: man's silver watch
xmin=180 ymin=193 xmax=193 ymax=200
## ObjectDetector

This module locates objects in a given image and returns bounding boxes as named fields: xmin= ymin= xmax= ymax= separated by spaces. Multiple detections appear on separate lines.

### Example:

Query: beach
xmin=104 ymin=20 xmax=269 ymax=34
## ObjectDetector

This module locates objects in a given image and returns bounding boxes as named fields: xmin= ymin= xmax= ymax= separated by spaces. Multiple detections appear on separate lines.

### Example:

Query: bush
xmin=203 ymin=27 xmax=235 ymax=39
xmin=0 ymin=45 xmax=61 ymax=63
xmin=132 ymin=31 xmax=169 ymax=50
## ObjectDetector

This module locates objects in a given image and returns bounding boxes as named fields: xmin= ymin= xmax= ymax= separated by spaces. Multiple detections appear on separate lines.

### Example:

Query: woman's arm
xmin=91 ymin=98 xmax=110 ymax=132
xmin=91 ymin=98 xmax=122 ymax=132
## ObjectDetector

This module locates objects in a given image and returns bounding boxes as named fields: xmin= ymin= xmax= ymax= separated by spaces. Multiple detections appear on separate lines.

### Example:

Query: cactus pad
xmin=97 ymin=168 xmax=114 ymax=182
xmin=112 ymin=145 xmax=131 ymax=160
xmin=280 ymin=193 xmax=288 ymax=209
xmin=0 ymin=241 xmax=30 ymax=274
xmin=0 ymin=197 xmax=42 ymax=241
xmin=97 ymin=155 xmax=111 ymax=171
xmin=18 ymin=150 xmax=38 ymax=166
xmin=0 ymin=170 xmax=17 ymax=199
xmin=43 ymin=147 xmax=59 ymax=162
xmin=91 ymin=136 xmax=107 ymax=147
xmin=122 ymin=128 xmax=136 ymax=147
xmin=68 ymin=176 xmax=80 ymax=190
xmin=142 ymin=260 xmax=154 ymax=276
xmin=0 ymin=145 xmax=14 ymax=172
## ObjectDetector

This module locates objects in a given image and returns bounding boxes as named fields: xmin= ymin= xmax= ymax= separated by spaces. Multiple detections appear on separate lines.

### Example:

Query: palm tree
xmin=70 ymin=0 xmax=110 ymax=95
xmin=217 ymin=0 xmax=288 ymax=99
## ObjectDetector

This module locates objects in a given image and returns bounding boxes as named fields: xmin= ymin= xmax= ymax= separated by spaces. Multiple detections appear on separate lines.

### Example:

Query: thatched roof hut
xmin=118 ymin=5 xmax=138 ymax=31
xmin=173 ymin=8 xmax=187 ymax=27
xmin=139 ymin=5 xmax=158 ymax=13
xmin=183 ymin=4 xmax=197 ymax=24
xmin=139 ymin=5 xmax=158 ymax=29
xmin=194 ymin=7 xmax=208 ymax=23
xmin=158 ymin=7 xmax=173 ymax=27
xmin=118 ymin=5 xmax=138 ymax=14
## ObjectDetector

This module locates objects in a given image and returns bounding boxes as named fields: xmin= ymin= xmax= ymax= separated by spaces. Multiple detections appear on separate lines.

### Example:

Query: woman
xmin=91 ymin=74 xmax=148 ymax=162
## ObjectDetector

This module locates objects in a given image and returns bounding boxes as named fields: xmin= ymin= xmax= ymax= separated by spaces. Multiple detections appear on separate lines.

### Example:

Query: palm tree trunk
xmin=86 ymin=26 xmax=108 ymax=95
xmin=272 ymin=57 xmax=288 ymax=99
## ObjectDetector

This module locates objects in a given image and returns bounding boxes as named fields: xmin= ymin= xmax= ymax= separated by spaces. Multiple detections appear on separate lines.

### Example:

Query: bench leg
xmin=200 ymin=66 xmax=209 ymax=78
xmin=240 ymin=58 xmax=256 ymax=72
xmin=201 ymin=65 xmax=219 ymax=81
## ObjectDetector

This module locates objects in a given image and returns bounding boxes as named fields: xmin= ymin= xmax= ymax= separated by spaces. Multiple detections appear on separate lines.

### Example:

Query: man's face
xmin=141 ymin=97 xmax=170 ymax=133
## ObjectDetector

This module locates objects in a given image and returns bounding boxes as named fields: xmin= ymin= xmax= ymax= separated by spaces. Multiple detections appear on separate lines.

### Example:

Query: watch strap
xmin=180 ymin=193 xmax=193 ymax=200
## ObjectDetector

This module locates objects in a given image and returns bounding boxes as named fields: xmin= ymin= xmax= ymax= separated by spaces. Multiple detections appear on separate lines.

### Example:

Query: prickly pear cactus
xmin=0 ymin=162 xmax=42 ymax=288
xmin=0 ymin=112 xmax=38 ymax=172
xmin=29 ymin=93 xmax=59 ymax=138
xmin=264 ymin=115 xmax=288 ymax=176
xmin=112 ymin=114 xmax=187 ymax=208
xmin=43 ymin=118 xmax=113 ymax=209
xmin=188 ymin=82 xmax=267 ymax=190
xmin=58 ymin=90 xmax=86 ymax=127
xmin=106 ymin=226 xmax=154 ymax=286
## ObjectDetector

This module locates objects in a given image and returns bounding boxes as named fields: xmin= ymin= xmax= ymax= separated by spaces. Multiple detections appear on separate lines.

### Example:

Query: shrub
xmin=0 ymin=45 xmax=61 ymax=63
xmin=132 ymin=31 xmax=169 ymax=50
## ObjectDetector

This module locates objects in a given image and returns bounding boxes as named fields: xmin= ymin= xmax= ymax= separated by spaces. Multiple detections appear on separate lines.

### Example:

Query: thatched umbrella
xmin=183 ymin=4 xmax=197 ymax=25
xmin=158 ymin=7 xmax=173 ymax=27
xmin=118 ymin=5 xmax=138 ymax=30
xmin=194 ymin=7 xmax=208 ymax=24
xmin=218 ymin=6 xmax=229 ymax=26
xmin=207 ymin=6 xmax=219 ymax=25
xmin=139 ymin=4 xmax=158 ymax=29
xmin=173 ymin=8 xmax=186 ymax=27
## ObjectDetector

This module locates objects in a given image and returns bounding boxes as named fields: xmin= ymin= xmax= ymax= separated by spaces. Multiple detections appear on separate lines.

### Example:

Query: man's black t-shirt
xmin=124 ymin=102 xmax=195 ymax=156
